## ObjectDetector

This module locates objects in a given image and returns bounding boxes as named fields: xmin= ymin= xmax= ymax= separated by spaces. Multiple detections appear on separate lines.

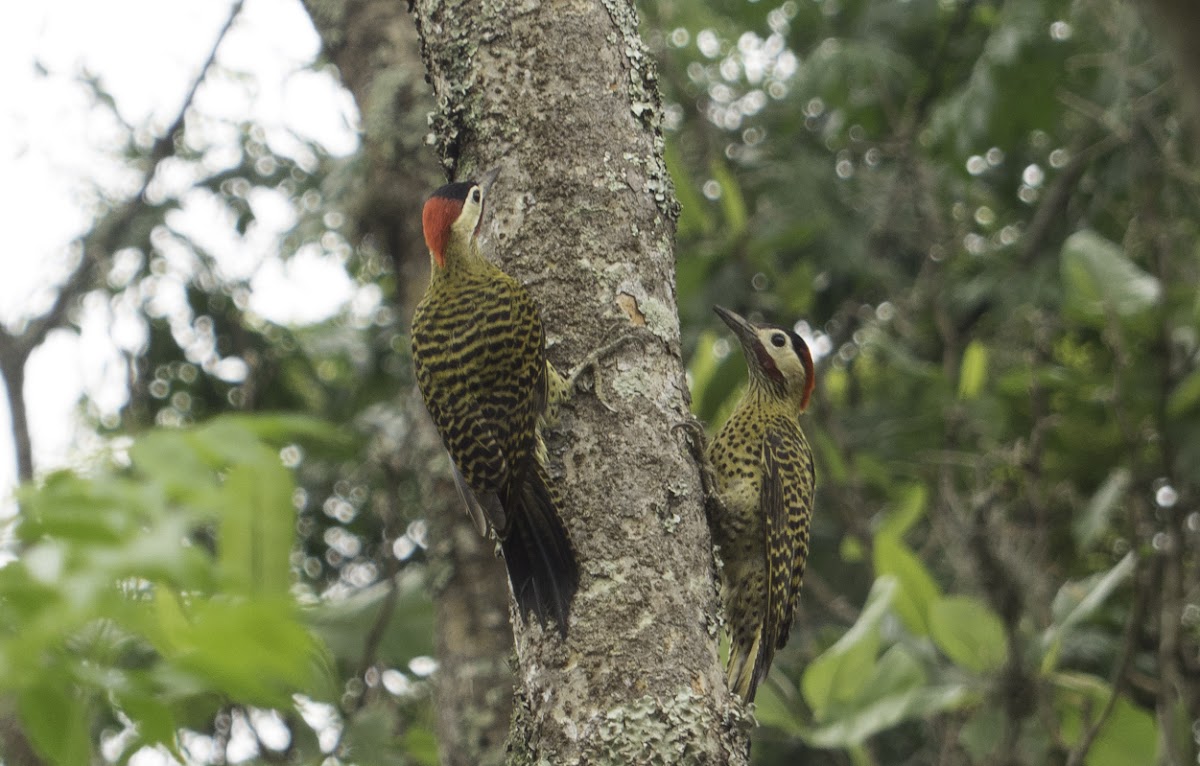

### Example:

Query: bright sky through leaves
xmin=0 ymin=0 xmax=361 ymax=509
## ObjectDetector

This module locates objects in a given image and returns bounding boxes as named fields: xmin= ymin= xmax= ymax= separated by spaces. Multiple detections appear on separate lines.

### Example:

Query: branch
xmin=150 ymin=0 xmax=246 ymax=171
xmin=1018 ymin=132 xmax=1125 ymax=265
xmin=0 ymin=342 xmax=33 ymax=483
xmin=0 ymin=8 xmax=245 ymax=761
xmin=909 ymin=0 xmax=980 ymax=127
xmin=1 ymin=0 xmax=244 ymax=466
xmin=18 ymin=0 xmax=244 ymax=346
xmin=1064 ymin=556 xmax=1146 ymax=766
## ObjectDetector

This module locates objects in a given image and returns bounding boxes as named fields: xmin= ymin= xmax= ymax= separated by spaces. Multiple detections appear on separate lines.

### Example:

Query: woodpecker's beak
xmin=713 ymin=305 xmax=759 ymax=348
xmin=476 ymin=166 xmax=501 ymax=197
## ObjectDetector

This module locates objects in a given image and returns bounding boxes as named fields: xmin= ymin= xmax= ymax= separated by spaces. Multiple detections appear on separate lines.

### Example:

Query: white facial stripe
xmin=756 ymin=328 xmax=807 ymax=383
xmin=452 ymin=184 xmax=485 ymax=240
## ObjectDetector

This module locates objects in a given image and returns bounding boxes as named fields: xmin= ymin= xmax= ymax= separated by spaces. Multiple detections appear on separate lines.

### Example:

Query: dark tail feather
xmin=500 ymin=464 xmax=580 ymax=635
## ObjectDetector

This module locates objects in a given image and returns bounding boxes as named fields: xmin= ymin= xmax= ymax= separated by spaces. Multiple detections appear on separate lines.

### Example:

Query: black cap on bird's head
xmin=714 ymin=305 xmax=815 ymax=411
xmin=422 ymin=167 xmax=501 ymax=268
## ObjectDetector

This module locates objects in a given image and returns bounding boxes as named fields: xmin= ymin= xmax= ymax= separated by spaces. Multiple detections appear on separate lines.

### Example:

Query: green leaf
xmin=305 ymin=575 xmax=435 ymax=668
xmin=687 ymin=329 xmax=723 ymax=420
xmin=929 ymin=596 xmax=1009 ymax=673
xmin=218 ymin=459 xmax=295 ymax=596
xmin=802 ymin=576 xmax=895 ymax=719
xmin=753 ymin=679 xmax=804 ymax=736
xmin=813 ymin=430 xmax=849 ymax=485
xmin=822 ymin=366 xmax=850 ymax=408
xmin=1042 ymin=552 xmax=1136 ymax=673
xmin=840 ymin=535 xmax=866 ymax=563
xmin=877 ymin=483 xmax=928 ymax=542
xmin=403 ymin=725 xmax=440 ymax=766
xmin=1061 ymin=230 xmax=1161 ymax=323
xmin=117 ymin=692 xmax=178 ymax=751
xmin=1166 ymin=368 xmax=1200 ymax=418
xmin=1053 ymin=672 xmax=1158 ymax=766
xmin=19 ymin=680 xmax=91 ymax=765
xmin=873 ymin=536 xmax=941 ymax=637
xmin=665 ymin=139 xmax=711 ymax=238
xmin=189 ymin=418 xmax=275 ymax=469
xmin=803 ymin=683 xmax=972 ymax=749
xmin=865 ymin=644 xmax=926 ymax=698
xmin=130 ymin=430 xmax=216 ymax=502
xmin=152 ymin=588 xmax=190 ymax=652
xmin=709 ymin=157 xmax=748 ymax=236
xmin=959 ymin=705 xmax=1004 ymax=763
xmin=1073 ymin=468 xmax=1130 ymax=550
xmin=223 ymin=412 xmax=349 ymax=449
xmin=164 ymin=598 xmax=328 ymax=708
xmin=957 ymin=341 xmax=988 ymax=400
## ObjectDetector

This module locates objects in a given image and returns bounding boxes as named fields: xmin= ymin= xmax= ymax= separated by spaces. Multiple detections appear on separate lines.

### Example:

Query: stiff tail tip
xmin=499 ymin=466 xmax=580 ymax=636
xmin=728 ymin=632 xmax=765 ymax=702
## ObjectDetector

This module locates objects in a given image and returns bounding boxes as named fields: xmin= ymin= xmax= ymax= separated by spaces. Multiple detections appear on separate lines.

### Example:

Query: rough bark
xmin=410 ymin=2 xmax=751 ymax=762
xmin=0 ymin=712 xmax=42 ymax=766
xmin=297 ymin=3 xmax=516 ymax=763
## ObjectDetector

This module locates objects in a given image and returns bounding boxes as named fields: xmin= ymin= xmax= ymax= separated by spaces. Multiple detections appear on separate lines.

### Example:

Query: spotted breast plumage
xmin=706 ymin=305 xmax=816 ymax=701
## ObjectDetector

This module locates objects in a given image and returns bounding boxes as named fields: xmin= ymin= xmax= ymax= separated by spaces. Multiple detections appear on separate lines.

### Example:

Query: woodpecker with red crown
xmin=410 ymin=169 xmax=579 ymax=634
xmin=706 ymin=305 xmax=817 ymax=701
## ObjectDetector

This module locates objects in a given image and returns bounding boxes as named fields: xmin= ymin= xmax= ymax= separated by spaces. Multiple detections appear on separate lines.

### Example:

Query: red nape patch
xmin=423 ymin=197 xmax=462 ymax=268
xmin=797 ymin=340 xmax=815 ymax=411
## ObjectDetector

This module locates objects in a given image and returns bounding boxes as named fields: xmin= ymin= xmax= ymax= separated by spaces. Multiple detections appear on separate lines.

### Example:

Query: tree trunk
xmin=299 ymin=3 xmax=515 ymax=763
xmin=1142 ymin=0 xmax=1200 ymax=142
xmin=409 ymin=2 xmax=750 ymax=762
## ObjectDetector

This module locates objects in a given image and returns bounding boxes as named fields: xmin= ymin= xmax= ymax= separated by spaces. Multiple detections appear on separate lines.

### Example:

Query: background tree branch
xmin=298 ymin=3 xmax=514 ymax=763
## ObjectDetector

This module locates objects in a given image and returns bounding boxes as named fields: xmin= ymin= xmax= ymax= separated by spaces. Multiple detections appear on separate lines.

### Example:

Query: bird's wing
xmin=430 ymin=393 xmax=513 ymax=535
xmin=468 ymin=279 xmax=548 ymax=471
xmin=451 ymin=463 xmax=504 ymax=537
xmin=762 ymin=424 xmax=815 ymax=652
xmin=759 ymin=431 xmax=794 ymax=664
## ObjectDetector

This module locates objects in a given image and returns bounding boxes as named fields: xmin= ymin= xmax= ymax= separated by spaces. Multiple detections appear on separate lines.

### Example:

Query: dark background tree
xmin=1 ymin=0 xmax=1198 ymax=764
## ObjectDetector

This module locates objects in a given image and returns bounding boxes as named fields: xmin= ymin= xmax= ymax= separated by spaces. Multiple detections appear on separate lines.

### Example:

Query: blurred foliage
xmin=649 ymin=0 xmax=1200 ymax=762
xmin=1 ymin=416 xmax=436 ymax=764
xmin=4 ymin=0 xmax=1200 ymax=763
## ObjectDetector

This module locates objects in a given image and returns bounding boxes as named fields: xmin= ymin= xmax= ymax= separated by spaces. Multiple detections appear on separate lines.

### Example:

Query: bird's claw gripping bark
xmin=565 ymin=329 xmax=649 ymax=391
xmin=549 ymin=328 xmax=654 ymax=415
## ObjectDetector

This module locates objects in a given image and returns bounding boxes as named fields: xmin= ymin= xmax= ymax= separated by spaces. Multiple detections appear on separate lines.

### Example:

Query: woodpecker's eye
xmin=770 ymin=333 xmax=787 ymax=348
xmin=471 ymin=188 xmax=482 ymax=204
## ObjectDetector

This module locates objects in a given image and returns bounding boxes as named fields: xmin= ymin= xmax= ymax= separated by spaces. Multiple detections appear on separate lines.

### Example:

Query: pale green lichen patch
xmin=636 ymin=294 xmax=676 ymax=341
xmin=660 ymin=509 xmax=683 ymax=534
xmin=611 ymin=367 xmax=656 ymax=402
xmin=590 ymin=690 xmax=738 ymax=765
xmin=598 ymin=0 xmax=679 ymax=224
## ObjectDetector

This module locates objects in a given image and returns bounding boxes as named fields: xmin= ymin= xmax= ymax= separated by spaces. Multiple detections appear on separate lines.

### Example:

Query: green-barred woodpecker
xmin=410 ymin=170 xmax=579 ymax=634
xmin=707 ymin=305 xmax=816 ymax=701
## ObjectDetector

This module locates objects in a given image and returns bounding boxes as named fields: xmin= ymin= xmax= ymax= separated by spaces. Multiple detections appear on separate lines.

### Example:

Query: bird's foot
xmin=550 ymin=328 xmax=654 ymax=415
xmin=565 ymin=329 xmax=652 ymax=391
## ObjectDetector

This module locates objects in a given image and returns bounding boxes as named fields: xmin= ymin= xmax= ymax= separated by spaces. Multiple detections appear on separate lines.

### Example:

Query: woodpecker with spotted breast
xmin=706 ymin=305 xmax=816 ymax=702
xmin=410 ymin=169 xmax=579 ymax=634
